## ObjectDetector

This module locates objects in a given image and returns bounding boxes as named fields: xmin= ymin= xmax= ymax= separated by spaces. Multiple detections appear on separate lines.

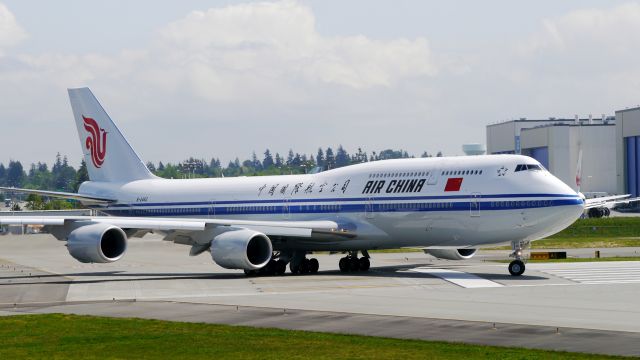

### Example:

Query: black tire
xmin=300 ymin=259 xmax=310 ymax=274
xmin=604 ymin=208 xmax=611 ymax=217
xmin=289 ymin=262 xmax=300 ymax=275
xmin=262 ymin=260 xmax=275 ymax=276
xmin=508 ymin=260 xmax=525 ymax=276
xmin=339 ymin=257 xmax=348 ymax=272
xmin=309 ymin=258 xmax=319 ymax=273
xmin=349 ymin=257 xmax=360 ymax=272
xmin=276 ymin=260 xmax=287 ymax=275
xmin=244 ymin=269 xmax=256 ymax=277
xmin=358 ymin=257 xmax=370 ymax=271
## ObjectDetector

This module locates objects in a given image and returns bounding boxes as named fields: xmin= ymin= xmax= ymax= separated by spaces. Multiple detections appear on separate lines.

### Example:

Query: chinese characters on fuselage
xmin=257 ymin=179 xmax=351 ymax=197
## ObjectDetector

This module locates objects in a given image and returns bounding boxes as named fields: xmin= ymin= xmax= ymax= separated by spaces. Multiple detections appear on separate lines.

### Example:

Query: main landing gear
xmin=244 ymin=258 xmax=287 ymax=276
xmin=245 ymin=250 xmax=373 ymax=277
xmin=245 ymin=251 xmax=320 ymax=276
xmin=338 ymin=251 xmax=371 ymax=272
xmin=289 ymin=257 xmax=319 ymax=275
xmin=508 ymin=240 xmax=529 ymax=276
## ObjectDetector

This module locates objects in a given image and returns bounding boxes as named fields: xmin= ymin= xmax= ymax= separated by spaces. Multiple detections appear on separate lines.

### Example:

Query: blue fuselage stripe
xmin=101 ymin=197 xmax=584 ymax=217
xmin=105 ymin=193 xmax=581 ymax=208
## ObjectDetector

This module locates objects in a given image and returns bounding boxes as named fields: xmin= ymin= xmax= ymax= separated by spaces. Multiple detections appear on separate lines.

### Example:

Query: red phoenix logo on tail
xmin=83 ymin=116 xmax=107 ymax=168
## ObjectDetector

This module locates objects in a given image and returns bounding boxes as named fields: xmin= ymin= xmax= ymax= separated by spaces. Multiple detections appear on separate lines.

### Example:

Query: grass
xmin=550 ymin=217 xmax=640 ymax=238
xmin=485 ymin=217 xmax=640 ymax=249
xmin=531 ymin=237 xmax=640 ymax=249
xmin=493 ymin=256 xmax=640 ymax=263
xmin=0 ymin=314 xmax=622 ymax=359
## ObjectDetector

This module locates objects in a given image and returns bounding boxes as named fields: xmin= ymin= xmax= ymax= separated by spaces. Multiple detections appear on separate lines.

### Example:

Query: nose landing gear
xmin=508 ymin=240 xmax=529 ymax=276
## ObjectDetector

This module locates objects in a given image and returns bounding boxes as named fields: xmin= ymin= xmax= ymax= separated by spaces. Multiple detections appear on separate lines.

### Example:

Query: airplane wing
xmin=0 ymin=215 xmax=353 ymax=240
xmin=0 ymin=186 xmax=115 ymax=204
xmin=583 ymin=194 xmax=640 ymax=209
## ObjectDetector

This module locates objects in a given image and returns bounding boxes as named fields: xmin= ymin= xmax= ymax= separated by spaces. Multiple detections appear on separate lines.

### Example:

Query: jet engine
xmin=210 ymin=229 xmax=272 ymax=270
xmin=67 ymin=223 xmax=127 ymax=263
xmin=423 ymin=248 xmax=478 ymax=260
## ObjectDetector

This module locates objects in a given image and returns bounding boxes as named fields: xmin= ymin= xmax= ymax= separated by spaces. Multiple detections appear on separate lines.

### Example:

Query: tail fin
xmin=68 ymin=87 xmax=156 ymax=182
xmin=575 ymin=148 xmax=583 ymax=192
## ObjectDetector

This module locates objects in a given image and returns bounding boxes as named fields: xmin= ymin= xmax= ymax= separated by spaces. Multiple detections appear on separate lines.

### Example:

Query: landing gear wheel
xmin=262 ymin=260 xmax=276 ymax=276
xmin=339 ymin=257 xmax=349 ymax=272
xmin=300 ymin=259 xmax=310 ymax=274
xmin=358 ymin=257 xmax=370 ymax=271
xmin=244 ymin=269 xmax=256 ymax=277
xmin=349 ymin=257 xmax=360 ymax=271
xmin=309 ymin=258 xmax=319 ymax=273
xmin=508 ymin=260 xmax=525 ymax=276
xmin=276 ymin=260 xmax=287 ymax=275
xmin=289 ymin=262 xmax=300 ymax=275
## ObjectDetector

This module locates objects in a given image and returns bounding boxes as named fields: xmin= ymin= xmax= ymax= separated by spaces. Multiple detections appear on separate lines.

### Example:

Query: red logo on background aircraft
xmin=82 ymin=116 xmax=107 ymax=168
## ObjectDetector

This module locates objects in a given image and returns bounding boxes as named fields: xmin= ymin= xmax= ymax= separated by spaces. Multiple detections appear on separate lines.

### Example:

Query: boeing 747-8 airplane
xmin=0 ymin=88 xmax=629 ymax=276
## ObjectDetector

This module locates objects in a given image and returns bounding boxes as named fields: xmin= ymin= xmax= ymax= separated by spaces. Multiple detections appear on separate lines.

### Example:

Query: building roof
xmin=615 ymin=106 xmax=640 ymax=114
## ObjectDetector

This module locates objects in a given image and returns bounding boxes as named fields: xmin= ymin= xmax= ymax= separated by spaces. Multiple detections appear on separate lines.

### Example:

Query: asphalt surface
xmin=1 ymin=234 xmax=640 ymax=356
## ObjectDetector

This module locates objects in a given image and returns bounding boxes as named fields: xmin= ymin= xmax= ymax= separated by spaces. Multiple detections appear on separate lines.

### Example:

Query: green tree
xmin=7 ymin=160 xmax=25 ymax=187
xmin=316 ymin=148 xmax=325 ymax=168
xmin=26 ymin=194 xmax=45 ymax=210
xmin=74 ymin=159 xmax=90 ymax=191
xmin=263 ymin=149 xmax=274 ymax=168
xmin=325 ymin=148 xmax=335 ymax=169
xmin=335 ymin=145 xmax=350 ymax=168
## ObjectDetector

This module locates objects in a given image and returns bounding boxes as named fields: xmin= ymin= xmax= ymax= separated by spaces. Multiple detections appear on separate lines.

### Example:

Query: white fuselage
xmin=79 ymin=155 xmax=584 ymax=251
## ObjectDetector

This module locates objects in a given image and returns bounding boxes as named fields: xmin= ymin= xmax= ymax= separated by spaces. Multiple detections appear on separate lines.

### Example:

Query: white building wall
xmin=486 ymin=122 xmax=516 ymax=153
xmin=577 ymin=126 xmax=616 ymax=194
xmin=520 ymin=125 xmax=616 ymax=194
xmin=487 ymin=120 xmax=577 ymax=154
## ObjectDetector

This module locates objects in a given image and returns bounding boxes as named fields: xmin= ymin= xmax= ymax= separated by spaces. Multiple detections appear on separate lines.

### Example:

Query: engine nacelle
xmin=424 ymin=248 xmax=478 ymax=260
xmin=67 ymin=223 xmax=128 ymax=263
xmin=210 ymin=229 xmax=272 ymax=270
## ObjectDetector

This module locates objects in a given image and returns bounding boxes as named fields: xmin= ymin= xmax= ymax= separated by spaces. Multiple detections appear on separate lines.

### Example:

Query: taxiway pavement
xmin=1 ymin=234 xmax=639 ymax=356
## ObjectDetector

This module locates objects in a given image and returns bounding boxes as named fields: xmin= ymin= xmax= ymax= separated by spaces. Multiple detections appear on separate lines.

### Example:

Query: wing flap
xmin=0 ymin=215 xmax=343 ymax=237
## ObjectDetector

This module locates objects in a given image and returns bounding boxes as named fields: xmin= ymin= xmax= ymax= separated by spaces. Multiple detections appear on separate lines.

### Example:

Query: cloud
xmin=504 ymin=1 xmax=640 ymax=113
xmin=0 ymin=3 xmax=27 ymax=52
xmin=0 ymin=1 xmax=444 ymax=166
xmin=156 ymin=0 xmax=436 ymax=96
xmin=519 ymin=2 xmax=640 ymax=62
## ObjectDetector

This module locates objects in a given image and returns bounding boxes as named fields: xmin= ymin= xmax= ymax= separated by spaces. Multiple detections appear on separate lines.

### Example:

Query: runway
xmin=1 ymin=234 xmax=640 ymax=356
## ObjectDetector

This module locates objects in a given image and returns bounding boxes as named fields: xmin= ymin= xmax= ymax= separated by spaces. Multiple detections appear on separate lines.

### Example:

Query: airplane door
xmin=208 ymin=200 xmax=216 ymax=217
xmin=282 ymin=198 xmax=291 ymax=219
xmin=470 ymin=193 xmax=481 ymax=217
xmin=427 ymin=169 xmax=440 ymax=185
xmin=365 ymin=198 xmax=375 ymax=219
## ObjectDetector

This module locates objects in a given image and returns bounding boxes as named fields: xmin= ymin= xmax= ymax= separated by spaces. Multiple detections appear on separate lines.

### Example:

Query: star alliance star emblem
xmin=497 ymin=166 xmax=508 ymax=177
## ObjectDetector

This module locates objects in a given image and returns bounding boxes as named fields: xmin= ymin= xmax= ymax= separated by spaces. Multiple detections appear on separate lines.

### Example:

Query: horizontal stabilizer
xmin=0 ymin=186 xmax=115 ymax=204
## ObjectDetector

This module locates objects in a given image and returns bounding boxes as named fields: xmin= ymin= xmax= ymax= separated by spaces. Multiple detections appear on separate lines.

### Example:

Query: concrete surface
xmin=1 ymin=234 xmax=639 ymax=356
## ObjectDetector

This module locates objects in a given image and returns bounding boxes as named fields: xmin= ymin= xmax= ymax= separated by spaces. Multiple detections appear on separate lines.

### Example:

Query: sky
xmin=1 ymin=0 xmax=640 ymax=167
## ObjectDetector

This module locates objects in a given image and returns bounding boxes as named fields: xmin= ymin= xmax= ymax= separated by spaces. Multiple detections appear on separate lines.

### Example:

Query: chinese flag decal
xmin=444 ymin=178 xmax=463 ymax=192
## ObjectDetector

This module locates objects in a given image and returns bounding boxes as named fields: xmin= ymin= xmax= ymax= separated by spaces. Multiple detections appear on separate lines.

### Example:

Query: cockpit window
xmin=515 ymin=164 xmax=543 ymax=172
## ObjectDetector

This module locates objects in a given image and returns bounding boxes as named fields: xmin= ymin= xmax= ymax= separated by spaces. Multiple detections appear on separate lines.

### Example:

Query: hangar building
xmin=616 ymin=107 xmax=640 ymax=197
xmin=487 ymin=116 xmax=616 ymax=194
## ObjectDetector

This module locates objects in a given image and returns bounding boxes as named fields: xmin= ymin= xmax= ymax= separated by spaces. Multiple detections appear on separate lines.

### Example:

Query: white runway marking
xmin=538 ymin=262 xmax=640 ymax=285
xmin=410 ymin=268 xmax=503 ymax=288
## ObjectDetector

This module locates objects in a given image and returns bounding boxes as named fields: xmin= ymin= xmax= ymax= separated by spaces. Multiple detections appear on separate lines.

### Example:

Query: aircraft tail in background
xmin=68 ymin=87 xmax=156 ymax=183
